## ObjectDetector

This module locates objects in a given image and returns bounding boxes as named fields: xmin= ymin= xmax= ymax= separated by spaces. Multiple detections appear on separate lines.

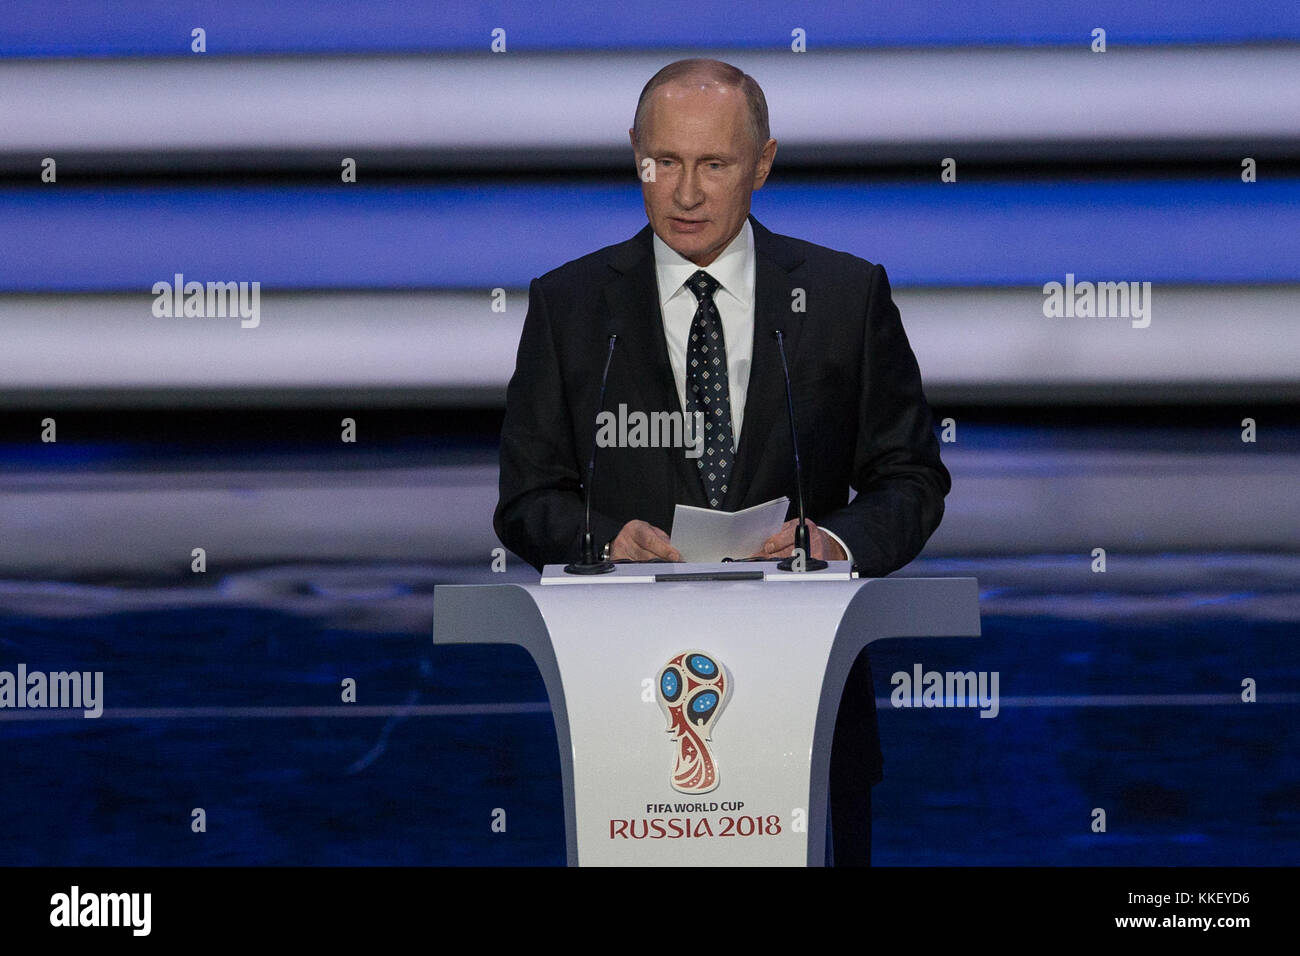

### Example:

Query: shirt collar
xmin=653 ymin=218 xmax=754 ymax=309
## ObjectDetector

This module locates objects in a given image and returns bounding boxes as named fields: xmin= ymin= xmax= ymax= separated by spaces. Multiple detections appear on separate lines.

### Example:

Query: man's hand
xmin=752 ymin=519 xmax=846 ymax=561
xmin=610 ymin=519 xmax=682 ymax=562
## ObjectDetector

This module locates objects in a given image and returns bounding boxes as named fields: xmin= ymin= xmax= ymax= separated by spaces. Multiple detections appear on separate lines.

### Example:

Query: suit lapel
xmin=601 ymin=217 xmax=808 ymax=514
xmin=723 ymin=216 xmax=807 ymax=510
xmin=602 ymin=225 xmax=708 ymax=509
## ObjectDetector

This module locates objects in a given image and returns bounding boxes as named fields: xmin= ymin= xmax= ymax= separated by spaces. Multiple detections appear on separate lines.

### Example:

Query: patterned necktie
xmin=684 ymin=269 xmax=734 ymax=509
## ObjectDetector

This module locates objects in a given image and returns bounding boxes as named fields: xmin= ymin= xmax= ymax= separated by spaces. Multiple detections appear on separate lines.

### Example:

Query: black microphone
xmin=772 ymin=329 xmax=828 ymax=572
xmin=564 ymin=330 xmax=619 ymax=574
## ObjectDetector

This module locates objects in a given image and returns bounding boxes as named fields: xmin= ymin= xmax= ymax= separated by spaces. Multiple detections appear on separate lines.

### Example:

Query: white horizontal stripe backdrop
xmin=2 ymin=286 xmax=1298 ymax=402
xmin=2 ymin=47 xmax=1298 ymax=157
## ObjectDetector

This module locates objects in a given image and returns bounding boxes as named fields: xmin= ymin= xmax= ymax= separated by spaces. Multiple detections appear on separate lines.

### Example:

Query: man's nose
xmin=673 ymin=167 xmax=704 ymax=208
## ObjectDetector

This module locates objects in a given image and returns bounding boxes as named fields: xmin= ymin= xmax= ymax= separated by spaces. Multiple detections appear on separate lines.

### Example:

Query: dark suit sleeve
xmin=493 ymin=277 xmax=625 ymax=572
xmin=819 ymin=264 xmax=950 ymax=576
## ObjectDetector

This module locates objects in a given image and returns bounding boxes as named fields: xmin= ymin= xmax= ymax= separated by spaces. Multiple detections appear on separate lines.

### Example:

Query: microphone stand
xmin=565 ymin=332 xmax=619 ymax=574
xmin=773 ymin=329 xmax=828 ymax=572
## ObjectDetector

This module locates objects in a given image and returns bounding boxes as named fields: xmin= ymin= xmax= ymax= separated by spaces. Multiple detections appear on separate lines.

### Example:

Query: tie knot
xmin=686 ymin=270 xmax=719 ymax=302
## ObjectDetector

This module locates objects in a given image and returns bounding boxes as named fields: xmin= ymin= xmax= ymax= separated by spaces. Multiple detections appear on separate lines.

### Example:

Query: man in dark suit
xmin=494 ymin=58 xmax=950 ymax=865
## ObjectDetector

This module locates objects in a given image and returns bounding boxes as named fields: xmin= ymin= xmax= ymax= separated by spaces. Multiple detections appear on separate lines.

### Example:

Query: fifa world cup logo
xmin=656 ymin=650 xmax=729 ymax=794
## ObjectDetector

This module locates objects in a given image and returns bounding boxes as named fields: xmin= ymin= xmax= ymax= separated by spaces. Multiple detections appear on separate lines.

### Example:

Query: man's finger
xmin=617 ymin=537 xmax=662 ymax=561
xmin=649 ymin=525 xmax=681 ymax=561
xmin=753 ymin=535 xmax=789 ymax=557
xmin=632 ymin=541 xmax=662 ymax=561
xmin=757 ymin=520 xmax=826 ymax=558
xmin=632 ymin=525 xmax=680 ymax=561
xmin=761 ymin=521 xmax=800 ymax=553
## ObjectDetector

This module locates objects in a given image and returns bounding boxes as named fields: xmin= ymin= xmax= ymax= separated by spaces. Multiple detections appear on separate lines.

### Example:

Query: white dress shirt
xmin=653 ymin=218 xmax=754 ymax=452
xmin=651 ymin=219 xmax=852 ymax=562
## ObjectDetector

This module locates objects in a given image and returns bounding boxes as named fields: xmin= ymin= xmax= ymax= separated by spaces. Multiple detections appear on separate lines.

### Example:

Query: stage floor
xmin=0 ymin=551 xmax=1295 ymax=866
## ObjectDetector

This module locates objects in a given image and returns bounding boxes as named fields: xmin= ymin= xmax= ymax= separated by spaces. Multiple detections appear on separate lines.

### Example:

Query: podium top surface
xmin=540 ymin=560 xmax=855 ymax=584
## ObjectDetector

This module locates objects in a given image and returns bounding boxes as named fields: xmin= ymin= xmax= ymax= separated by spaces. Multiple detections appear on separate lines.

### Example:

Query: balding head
xmin=632 ymin=58 xmax=770 ymax=157
xmin=627 ymin=59 xmax=777 ymax=266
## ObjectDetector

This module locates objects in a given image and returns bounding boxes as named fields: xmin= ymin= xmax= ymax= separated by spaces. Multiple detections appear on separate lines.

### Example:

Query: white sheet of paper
xmin=669 ymin=497 xmax=791 ymax=563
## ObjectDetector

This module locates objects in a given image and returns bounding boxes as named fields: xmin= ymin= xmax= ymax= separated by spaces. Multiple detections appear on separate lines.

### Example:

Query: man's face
xmin=631 ymin=81 xmax=776 ymax=267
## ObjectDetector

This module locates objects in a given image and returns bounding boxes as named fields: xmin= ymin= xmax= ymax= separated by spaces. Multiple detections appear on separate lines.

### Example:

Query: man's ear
xmin=629 ymin=128 xmax=647 ymax=177
xmin=753 ymin=138 xmax=778 ymax=189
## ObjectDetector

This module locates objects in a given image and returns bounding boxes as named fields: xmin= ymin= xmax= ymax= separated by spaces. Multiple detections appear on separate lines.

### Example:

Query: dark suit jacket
xmin=493 ymin=214 xmax=951 ymax=792
xmin=494 ymin=214 xmax=950 ymax=574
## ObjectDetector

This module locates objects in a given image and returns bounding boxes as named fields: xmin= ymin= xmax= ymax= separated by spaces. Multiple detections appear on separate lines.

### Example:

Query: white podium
xmin=433 ymin=566 xmax=980 ymax=866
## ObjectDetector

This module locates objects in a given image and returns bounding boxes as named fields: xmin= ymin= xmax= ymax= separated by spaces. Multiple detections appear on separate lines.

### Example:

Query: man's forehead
xmin=641 ymin=81 xmax=747 ymax=142
xmin=648 ymin=78 xmax=744 ymax=111
xmin=654 ymin=76 xmax=741 ymax=99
